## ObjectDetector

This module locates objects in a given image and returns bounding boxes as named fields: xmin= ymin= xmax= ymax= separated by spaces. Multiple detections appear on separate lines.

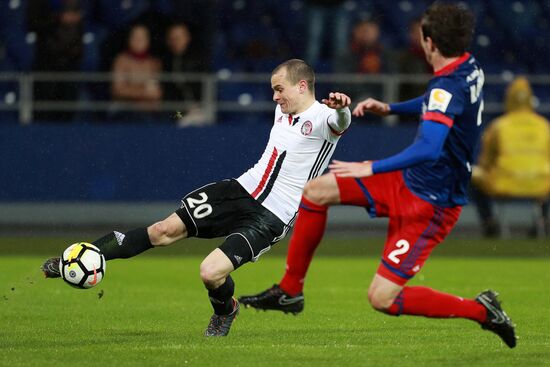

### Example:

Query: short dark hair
xmin=272 ymin=59 xmax=315 ymax=93
xmin=421 ymin=2 xmax=475 ymax=57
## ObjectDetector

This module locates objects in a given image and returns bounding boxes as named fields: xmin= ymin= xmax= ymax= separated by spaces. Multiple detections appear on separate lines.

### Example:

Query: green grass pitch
xmin=1 ymin=237 xmax=549 ymax=366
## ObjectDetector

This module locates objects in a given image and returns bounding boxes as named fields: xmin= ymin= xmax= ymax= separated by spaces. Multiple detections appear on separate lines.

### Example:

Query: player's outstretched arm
xmin=352 ymin=98 xmax=390 ymax=117
xmin=353 ymin=96 xmax=424 ymax=118
xmin=322 ymin=92 xmax=352 ymax=135
xmin=329 ymin=160 xmax=373 ymax=177
xmin=329 ymin=120 xmax=450 ymax=178
xmin=321 ymin=92 xmax=352 ymax=110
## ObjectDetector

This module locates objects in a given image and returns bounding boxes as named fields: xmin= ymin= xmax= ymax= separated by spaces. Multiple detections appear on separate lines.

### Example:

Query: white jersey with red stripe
xmin=237 ymin=101 xmax=346 ymax=227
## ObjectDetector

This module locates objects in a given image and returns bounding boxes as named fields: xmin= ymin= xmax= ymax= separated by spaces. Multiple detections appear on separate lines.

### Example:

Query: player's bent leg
xmin=147 ymin=212 xmax=188 ymax=246
xmin=371 ymin=270 xmax=488 ymax=321
xmin=270 ymin=173 xmax=340 ymax=297
xmin=371 ymin=270 xmax=516 ymax=348
xmin=240 ymin=174 xmax=380 ymax=313
xmin=302 ymin=173 xmax=341 ymax=206
xmin=42 ymin=213 xmax=188 ymax=278
xmin=367 ymin=274 xmax=404 ymax=312
xmin=201 ymin=249 xmax=239 ymax=337
xmin=240 ymin=174 xmax=341 ymax=306
xmin=200 ymin=248 xmax=235 ymax=289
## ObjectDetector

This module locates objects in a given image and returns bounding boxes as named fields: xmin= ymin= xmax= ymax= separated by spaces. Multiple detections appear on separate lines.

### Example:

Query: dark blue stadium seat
xmin=150 ymin=0 xmax=173 ymax=15
xmin=482 ymin=84 xmax=505 ymax=105
xmin=217 ymin=0 xmax=271 ymax=29
xmin=532 ymin=85 xmax=550 ymax=105
xmin=372 ymin=0 xmax=428 ymax=46
xmin=0 ymin=0 xmax=35 ymax=71
xmin=0 ymin=0 xmax=28 ymax=35
xmin=218 ymin=83 xmax=271 ymax=103
xmin=93 ymin=0 xmax=150 ymax=30
xmin=5 ymin=34 xmax=35 ymax=71
xmin=0 ymin=72 xmax=21 ymax=124
xmin=81 ymin=24 xmax=108 ymax=72
xmin=489 ymin=0 xmax=541 ymax=42
xmin=456 ymin=0 xmax=486 ymax=17
xmin=217 ymin=81 xmax=273 ymax=123
xmin=0 ymin=0 xmax=548 ymax=89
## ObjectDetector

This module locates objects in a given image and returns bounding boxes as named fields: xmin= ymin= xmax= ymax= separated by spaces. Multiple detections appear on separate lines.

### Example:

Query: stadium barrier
xmin=0 ymin=123 xmax=540 ymax=233
xmin=0 ymin=72 xmax=549 ymax=125
xmin=0 ymin=124 xmax=417 ymax=201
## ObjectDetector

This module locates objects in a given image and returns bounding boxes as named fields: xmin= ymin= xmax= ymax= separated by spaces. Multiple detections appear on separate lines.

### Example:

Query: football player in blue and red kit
xmin=239 ymin=2 xmax=516 ymax=348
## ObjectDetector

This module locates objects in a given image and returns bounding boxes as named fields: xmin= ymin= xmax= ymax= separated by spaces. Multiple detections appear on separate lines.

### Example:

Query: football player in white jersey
xmin=41 ymin=59 xmax=352 ymax=337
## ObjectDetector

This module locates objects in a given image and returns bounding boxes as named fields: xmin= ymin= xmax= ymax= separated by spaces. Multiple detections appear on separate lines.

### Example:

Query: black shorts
xmin=175 ymin=179 xmax=287 ymax=268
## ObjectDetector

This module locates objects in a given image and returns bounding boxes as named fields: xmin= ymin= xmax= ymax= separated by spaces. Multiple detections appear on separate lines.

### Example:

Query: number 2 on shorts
xmin=388 ymin=239 xmax=410 ymax=264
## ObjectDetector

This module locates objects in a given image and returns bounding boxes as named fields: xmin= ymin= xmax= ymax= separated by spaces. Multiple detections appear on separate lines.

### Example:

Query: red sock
xmin=279 ymin=196 xmax=328 ymax=296
xmin=387 ymin=286 xmax=487 ymax=323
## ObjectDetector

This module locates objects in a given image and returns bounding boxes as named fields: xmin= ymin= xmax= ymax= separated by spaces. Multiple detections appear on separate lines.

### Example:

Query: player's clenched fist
xmin=322 ymin=92 xmax=351 ymax=110
xmin=352 ymin=98 xmax=390 ymax=117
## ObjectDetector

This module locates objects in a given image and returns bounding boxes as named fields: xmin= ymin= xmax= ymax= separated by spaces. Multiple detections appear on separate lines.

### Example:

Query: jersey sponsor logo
xmin=428 ymin=88 xmax=453 ymax=113
xmin=301 ymin=120 xmax=313 ymax=136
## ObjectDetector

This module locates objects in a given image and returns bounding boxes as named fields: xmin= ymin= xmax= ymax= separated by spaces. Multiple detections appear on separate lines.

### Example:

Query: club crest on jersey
xmin=428 ymin=88 xmax=452 ymax=113
xmin=301 ymin=120 xmax=313 ymax=136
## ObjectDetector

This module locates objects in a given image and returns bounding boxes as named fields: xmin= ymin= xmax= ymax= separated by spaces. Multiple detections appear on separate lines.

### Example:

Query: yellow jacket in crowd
xmin=473 ymin=77 xmax=550 ymax=199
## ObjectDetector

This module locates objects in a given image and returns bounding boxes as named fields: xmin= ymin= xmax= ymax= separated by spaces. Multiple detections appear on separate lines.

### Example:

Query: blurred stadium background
xmin=1 ymin=0 xmax=549 ymax=235
xmin=1 ymin=1 xmax=550 ymax=365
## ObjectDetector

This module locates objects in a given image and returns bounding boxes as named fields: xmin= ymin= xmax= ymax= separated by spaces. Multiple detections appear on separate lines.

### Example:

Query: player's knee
xmin=199 ymin=260 xmax=226 ymax=288
xmin=303 ymin=179 xmax=336 ymax=206
xmin=302 ymin=181 xmax=318 ymax=201
xmin=148 ymin=221 xmax=177 ymax=246
xmin=368 ymin=288 xmax=394 ymax=312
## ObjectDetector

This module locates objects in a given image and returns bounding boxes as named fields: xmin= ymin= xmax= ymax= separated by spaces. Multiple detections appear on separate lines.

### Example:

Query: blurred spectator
xmin=304 ymin=0 xmax=349 ymax=70
xmin=335 ymin=19 xmax=395 ymax=101
xmin=170 ymin=0 xmax=215 ymax=68
xmin=224 ymin=11 xmax=290 ymax=73
xmin=111 ymin=24 xmax=162 ymax=120
xmin=27 ymin=0 xmax=84 ymax=122
xmin=471 ymin=77 xmax=550 ymax=237
xmin=397 ymin=17 xmax=431 ymax=102
xmin=162 ymin=22 xmax=208 ymax=127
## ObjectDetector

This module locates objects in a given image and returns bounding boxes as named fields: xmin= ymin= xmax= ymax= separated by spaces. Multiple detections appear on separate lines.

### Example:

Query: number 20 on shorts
xmin=186 ymin=192 xmax=213 ymax=219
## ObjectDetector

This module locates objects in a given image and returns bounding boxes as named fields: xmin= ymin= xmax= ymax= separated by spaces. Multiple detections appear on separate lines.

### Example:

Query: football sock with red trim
xmin=279 ymin=196 xmax=328 ymax=296
xmin=386 ymin=286 xmax=487 ymax=322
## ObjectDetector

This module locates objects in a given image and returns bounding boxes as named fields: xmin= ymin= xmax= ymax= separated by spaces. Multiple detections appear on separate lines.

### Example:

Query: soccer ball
xmin=60 ymin=242 xmax=106 ymax=289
